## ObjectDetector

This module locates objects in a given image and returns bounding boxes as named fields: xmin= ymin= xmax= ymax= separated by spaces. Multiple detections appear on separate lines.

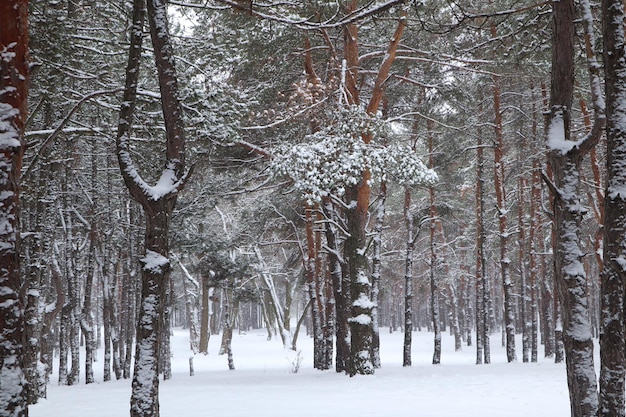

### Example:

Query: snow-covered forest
xmin=2 ymin=0 xmax=626 ymax=416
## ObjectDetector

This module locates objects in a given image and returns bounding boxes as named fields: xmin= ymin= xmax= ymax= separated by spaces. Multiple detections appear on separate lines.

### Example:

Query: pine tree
xmin=0 ymin=1 xmax=29 ymax=415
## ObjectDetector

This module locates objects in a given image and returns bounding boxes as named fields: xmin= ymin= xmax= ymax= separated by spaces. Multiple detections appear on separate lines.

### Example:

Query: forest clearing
xmin=3 ymin=1 xmax=626 ymax=417
xmin=30 ymin=328 xmax=571 ymax=417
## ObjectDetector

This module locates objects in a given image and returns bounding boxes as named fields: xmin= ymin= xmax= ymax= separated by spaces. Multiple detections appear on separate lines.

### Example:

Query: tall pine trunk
xmin=599 ymin=0 xmax=626 ymax=414
xmin=116 ymin=0 xmax=190 ymax=415
xmin=305 ymin=204 xmax=324 ymax=370
xmin=492 ymin=77 xmax=516 ymax=362
xmin=402 ymin=187 xmax=414 ymax=367
xmin=546 ymin=1 xmax=599 ymax=414
xmin=475 ymin=120 xmax=489 ymax=364
xmin=429 ymin=129 xmax=441 ymax=365
xmin=0 ymin=1 xmax=29 ymax=414
xmin=322 ymin=198 xmax=350 ymax=373
xmin=342 ymin=1 xmax=406 ymax=376
xmin=370 ymin=183 xmax=386 ymax=369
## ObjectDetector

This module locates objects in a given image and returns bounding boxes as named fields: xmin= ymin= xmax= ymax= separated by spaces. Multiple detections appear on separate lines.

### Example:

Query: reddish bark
xmin=0 ymin=0 xmax=29 ymax=415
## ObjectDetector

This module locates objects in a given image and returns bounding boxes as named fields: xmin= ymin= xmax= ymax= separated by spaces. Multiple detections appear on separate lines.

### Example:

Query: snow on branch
xmin=546 ymin=109 xmax=584 ymax=156
xmin=23 ymin=88 xmax=123 ymax=180
xmin=211 ymin=0 xmax=406 ymax=30
xmin=141 ymin=249 xmax=170 ymax=274
xmin=270 ymin=105 xmax=437 ymax=204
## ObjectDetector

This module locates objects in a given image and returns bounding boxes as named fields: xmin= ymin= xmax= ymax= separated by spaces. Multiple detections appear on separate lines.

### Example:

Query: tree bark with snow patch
xmin=116 ymin=0 xmax=191 ymax=415
xmin=0 ymin=1 xmax=29 ymax=415
xmin=599 ymin=0 xmax=626 ymax=414
xmin=545 ymin=0 xmax=600 ymax=415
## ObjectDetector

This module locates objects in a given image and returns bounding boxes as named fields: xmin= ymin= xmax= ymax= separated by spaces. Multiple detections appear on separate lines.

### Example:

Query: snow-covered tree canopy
xmin=271 ymin=105 xmax=438 ymax=204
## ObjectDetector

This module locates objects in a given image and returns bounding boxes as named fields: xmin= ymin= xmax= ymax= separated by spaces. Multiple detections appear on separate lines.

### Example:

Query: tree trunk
xmin=546 ymin=1 xmax=599 ymax=415
xmin=493 ymin=76 xmax=516 ymax=362
xmin=305 ymin=204 xmax=324 ymax=369
xmin=475 ymin=120 xmax=489 ymax=365
xmin=529 ymin=83 xmax=542 ymax=363
xmin=342 ymin=0 xmax=406 ymax=376
xmin=370 ymin=183 xmax=386 ymax=369
xmin=102 ymin=258 xmax=113 ymax=382
xmin=199 ymin=274 xmax=210 ymax=353
xmin=23 ymin=163 xmax=51 ymax=403
xmin=159 ymin=277 xmax=172 ymax=380
xmin=116 ymin=0 xmax=189 ymax=414
xmin=345 ymin=180 xmax=374 ymax=376
xmin=518 ymin=168 xmax=531 ymax=364
xmin=429 ymin=130 xmax=441 ymax=365
xmin=219 ymin=288 xmax=237 ymax=371
xmin=322 ymin=198 xmax=350 ymax=373
xmin=80 ymin=219 xmax=97 ymax=384
xmin=0 ymin=1 xmax=29 ymax=414
xmin=599 ymin=0 xmax=626 ymax=414
xmin=179 ymin=259 xmax=200 ymax=358
xmin=342 ymin=9 xmax=372 ymax=369
xmin=403 ymin=187 xmax=413 ymax=367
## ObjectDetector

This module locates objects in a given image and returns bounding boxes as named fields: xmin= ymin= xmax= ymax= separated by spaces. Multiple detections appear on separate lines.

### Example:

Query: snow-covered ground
xmin=30 ymin=328 xmax=571 ymax=417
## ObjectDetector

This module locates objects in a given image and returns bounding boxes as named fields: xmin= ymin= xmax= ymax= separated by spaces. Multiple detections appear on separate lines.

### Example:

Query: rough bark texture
xmin=305 ymin=205 xmax=324 ymax=370
xmin=518 ymin=166 xmax=531 ymax=364
xmin=0 ymin=0 xmax=29 ymax=415
xmin=116 ymin=0 xmax=189 ymax=415
xmin=529 ymin=84 xmax=541 ymax=363
xmin=199 ymin=274 xmax=210 ymax=354
xmin=475 ymin=124 xmax=489 ymax=365
xmin=322 ymin=199 xmax=350 ymax=373
xmin=370 ymin=183 xmax=386 ymax=369
xmin=429 ymin=131 xmax=441 ymax=365
xmin=492 ymin=77 xmax=516 ymax=363
xmin=342 ymin=1 xmax=407 ymax=376
xmin=341 ymin=0 xmax=374 ymax=377
xmin=599 ymin=0 xmax=626 ymax=414
xmin=547 ymin=1 xmax=598 ymax=415
xmin=402 ymin=187 xmax=413 ymax=367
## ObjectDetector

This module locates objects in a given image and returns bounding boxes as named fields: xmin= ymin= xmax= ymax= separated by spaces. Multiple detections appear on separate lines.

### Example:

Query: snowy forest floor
xmin=30 ymin=328 xmax=572 ymax=417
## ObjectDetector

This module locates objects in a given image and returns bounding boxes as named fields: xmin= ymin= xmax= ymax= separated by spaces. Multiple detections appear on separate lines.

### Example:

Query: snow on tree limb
xmin=270 ymin=106 xmax=437 ymax=204
xmin=212 ymin=0 xmax=407 ymax=30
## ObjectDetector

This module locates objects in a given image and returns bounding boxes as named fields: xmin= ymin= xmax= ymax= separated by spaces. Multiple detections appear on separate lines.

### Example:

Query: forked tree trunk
xmin=342 ymin=0 xmax=407 ymax=376
xmin=0 ymin=1 xmax=29 ymax=414
xmin=341 ymin=1 xmax=373 ymax=376
xmin=116 ymin=0 xmax=190 ymax=415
